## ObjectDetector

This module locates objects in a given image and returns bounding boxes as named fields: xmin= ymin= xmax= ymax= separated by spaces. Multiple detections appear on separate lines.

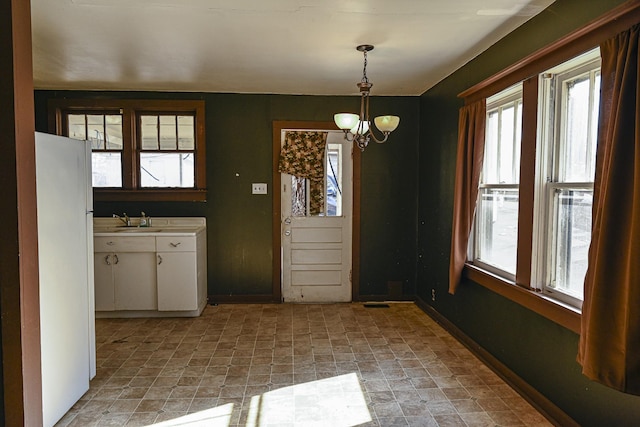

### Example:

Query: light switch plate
xmin=252 ymin=183 xmax=268 ymax=194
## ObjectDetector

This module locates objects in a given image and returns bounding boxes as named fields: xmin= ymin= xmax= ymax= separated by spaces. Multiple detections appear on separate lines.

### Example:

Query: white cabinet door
xmin=157 ymin=252 xmax=197 ymax=311
xmin=94 ymin=252 xmax=115 ymax=311
xmin=114 ymin=252 xmax=158 ymax=310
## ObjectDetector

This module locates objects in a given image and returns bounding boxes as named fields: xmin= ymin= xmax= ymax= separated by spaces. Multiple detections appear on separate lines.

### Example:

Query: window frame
xmin=472 ymin=85 xmax=523 ymax=281
xmin=137 ymin=112 xmax=197 ymax=189
xmin=458 ymin=1 xmax=640 ymax=334
xmin=48 ymin=98 xmax=207 ymax=202
xmin=532 ymin=52 xmax=601 ymax=308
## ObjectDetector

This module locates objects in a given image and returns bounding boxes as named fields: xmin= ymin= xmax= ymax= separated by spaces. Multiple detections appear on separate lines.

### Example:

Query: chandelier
xmin=334 ymin=45 xmax=400 ymax=151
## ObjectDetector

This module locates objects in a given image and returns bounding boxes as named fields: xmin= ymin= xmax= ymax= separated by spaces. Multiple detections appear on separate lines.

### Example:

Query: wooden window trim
xmin=458 ymin=0 xmax=640 ymax=332
xmin=465 ymin=265 xmax=581 ymax=334
xmin=48 ymin=98 xmax=206 ymax=202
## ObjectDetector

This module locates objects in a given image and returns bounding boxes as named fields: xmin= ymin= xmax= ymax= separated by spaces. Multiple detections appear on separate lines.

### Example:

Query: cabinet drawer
xmin=156 ymin=236 xmax=196 ymax=252
xmin=94 ymin=236 xmax=156 ymax=252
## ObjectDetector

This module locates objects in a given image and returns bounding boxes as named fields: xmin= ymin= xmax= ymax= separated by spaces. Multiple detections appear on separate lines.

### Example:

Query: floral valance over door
xmin=278 ymin=131 xmax=328 ymax=215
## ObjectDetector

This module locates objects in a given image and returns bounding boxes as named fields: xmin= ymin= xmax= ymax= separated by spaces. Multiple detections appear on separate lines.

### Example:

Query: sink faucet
xmin=113 ymin=213 xmax=131 ymax=226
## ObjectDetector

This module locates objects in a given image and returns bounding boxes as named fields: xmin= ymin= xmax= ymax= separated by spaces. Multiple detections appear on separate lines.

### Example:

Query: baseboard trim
xmin=357 ymin=294 xmax=415 ymax=302
xmin=207 ymin=294 xmax=278 ymax=304
xmin=415 ymin=297 xmax=578 ymax=427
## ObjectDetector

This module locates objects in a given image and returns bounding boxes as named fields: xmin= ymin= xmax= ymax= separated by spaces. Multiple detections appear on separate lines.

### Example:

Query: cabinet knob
xmin=113 ymin=254 xmax=119 ymax=264
xmin=169 ymin=242 xmax=181 ymax=248
xmin=104 ymin=254 xmax=111 ymax=265
xmin=157 ymin=254 xmax=163 ymax=265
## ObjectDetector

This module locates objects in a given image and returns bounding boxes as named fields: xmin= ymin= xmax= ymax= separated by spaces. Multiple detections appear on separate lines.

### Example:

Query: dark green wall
xmin=34 ymin=91 xmax=420 ymax=300
xmin=33 ymin=0 xmax=640 ymax=423
xmin=417 ymin=0 xmax=640 ymax=425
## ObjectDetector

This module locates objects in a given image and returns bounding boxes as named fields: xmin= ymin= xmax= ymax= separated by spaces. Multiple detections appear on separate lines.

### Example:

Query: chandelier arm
xmin=341 ymin=130 xmax=355 ymax=142
xmin=367 ymin=128 xmax=391 ymax=144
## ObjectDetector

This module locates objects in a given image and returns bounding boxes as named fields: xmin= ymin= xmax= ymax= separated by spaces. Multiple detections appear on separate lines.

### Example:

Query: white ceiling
xmin=30 ymin=0 xmax=554 ymax=96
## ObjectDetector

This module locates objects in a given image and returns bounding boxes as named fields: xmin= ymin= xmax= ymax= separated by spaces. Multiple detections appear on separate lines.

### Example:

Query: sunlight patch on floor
xmin=149 ymin=403 xmax=234 ymax=426
xmin=147 ymin=373 xmax=371 ymax=427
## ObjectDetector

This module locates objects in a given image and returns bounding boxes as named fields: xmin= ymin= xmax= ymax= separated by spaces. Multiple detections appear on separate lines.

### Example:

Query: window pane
xmin=92 ymin=152 xmax=122 ymax=187
xmin=561 ymin=75 xmax=597 ymax=182
xmin=178 ymin=116 xmax=195 ymax=150
xmin=499 ymin=105 xmax=516 ymax=183
xmin=476 ymin=188 xmax=519 ymax=274
xmin=515 ymin=102 xmax=522 ymax=181
xmin=291 ymin=176 xmax=307 ymax=217
xmin=140 ymin=115 xmax=158 ymax=149
xmin=326 ymin=144 xmax=342 ymax=217
xmin=159 ymin=115 xmax=177 ymax=150
xmin=483 ymin=101 xmax=521 ymax=185
xmin=549 ymin=189 xmax=592 ymax=300
xmin=140 ymin=153 xmax=194 ymax=187
xmin=590 ymin=73 xmax=600 ymax=178
xmin=68 ymin=114 xmax=86 ymax=141
xmin=87 ymin=115 xmax=105 ymax=150
xmin=104 ymin=115 xmax=123 ymax=150
xmin=484 ymin=111 xmax=499 ymax=183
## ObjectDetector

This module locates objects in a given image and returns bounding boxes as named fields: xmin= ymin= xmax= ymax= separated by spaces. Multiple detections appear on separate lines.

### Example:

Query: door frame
xmin=272 ymin=121 xmax=361 ymax=302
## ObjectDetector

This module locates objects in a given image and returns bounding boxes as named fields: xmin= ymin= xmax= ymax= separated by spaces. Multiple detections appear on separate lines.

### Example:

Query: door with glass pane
xmin=281 ymin=131 xmax=352 ymax=302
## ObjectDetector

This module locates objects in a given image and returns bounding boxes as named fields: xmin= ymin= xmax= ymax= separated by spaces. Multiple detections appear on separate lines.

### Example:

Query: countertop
xmin=93 ymin=217 xmax=206 ymax=236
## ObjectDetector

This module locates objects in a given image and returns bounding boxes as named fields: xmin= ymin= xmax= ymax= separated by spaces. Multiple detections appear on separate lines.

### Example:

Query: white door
xmin=281 ymin=131 xmax=352 ymax=302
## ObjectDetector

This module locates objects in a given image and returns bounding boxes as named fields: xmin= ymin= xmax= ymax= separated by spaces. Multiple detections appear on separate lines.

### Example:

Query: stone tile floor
xmin=56 ymin=303 xmax=553 ymax=426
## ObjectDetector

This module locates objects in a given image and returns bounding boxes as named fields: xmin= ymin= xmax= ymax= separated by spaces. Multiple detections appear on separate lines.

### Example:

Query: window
xmin=290 ymin=141 xmax=344 ymax=217
xmin=458 ymin=3 xmax=640 ymax=331
xmin=139 ymin=114 xmax=195 ymax=188
xmin=534 ymin=49 xmax=600 ymax=307
xmin=68 ymin=112 xmax=124 ymax=187
xmin=469 ymin=50 xmax=600 ymax=311
xmin=49 ymin=99 xmax=206 ymax=201
xmin=474 ymin=84 xmax=522 ymax=278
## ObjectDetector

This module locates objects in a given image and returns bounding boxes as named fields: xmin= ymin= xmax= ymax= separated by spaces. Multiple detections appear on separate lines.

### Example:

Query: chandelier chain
xmin=361 ymin=50 xmax=369 ymax=84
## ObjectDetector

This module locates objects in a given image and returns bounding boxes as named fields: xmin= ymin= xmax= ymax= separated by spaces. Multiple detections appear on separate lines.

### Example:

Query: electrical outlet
xmin=252 ymin=183 xmax=267 ymax=194
xmin=431 ymin=289 xmax=436 ymax=302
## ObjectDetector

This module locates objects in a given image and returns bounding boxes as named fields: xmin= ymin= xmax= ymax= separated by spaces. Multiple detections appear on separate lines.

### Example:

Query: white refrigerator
xmin=35 ymin=132 xmax=96 ymax=427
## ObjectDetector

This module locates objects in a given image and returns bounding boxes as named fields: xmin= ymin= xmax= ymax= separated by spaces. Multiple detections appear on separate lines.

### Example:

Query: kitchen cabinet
xmin=157 ymin=233 xmax=207 ymax=311
xmin=114 ymin=252 xmax=157 ymax=310
xmin=93 ymin=252 xmax=115 ymax=311
xmin=94 ymin=236 xmax=157 ymax=311
xmin=93 ymin=217 xmax=207 ymax=318
xmin=156 ymin=235 xmax=197 ymax=311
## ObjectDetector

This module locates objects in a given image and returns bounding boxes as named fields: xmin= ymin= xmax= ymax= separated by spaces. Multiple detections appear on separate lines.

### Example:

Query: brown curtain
xmin=578 ymin=24 xmax=640 ymax=395
xmin=449 ymin=100 xmax=486 ymax=294
xmin=278 ymin=131 xmax=328 ymax=215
